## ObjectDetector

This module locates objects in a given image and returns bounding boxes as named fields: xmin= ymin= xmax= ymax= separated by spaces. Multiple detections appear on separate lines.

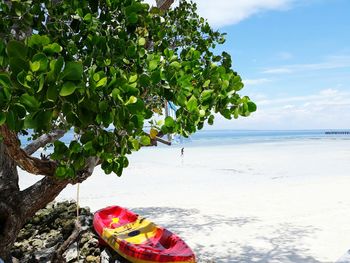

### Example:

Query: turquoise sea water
xmin=21 ymin=129 xmax=350 ymax=149
xmin=172 ymin=129 xmax=350 ymax=147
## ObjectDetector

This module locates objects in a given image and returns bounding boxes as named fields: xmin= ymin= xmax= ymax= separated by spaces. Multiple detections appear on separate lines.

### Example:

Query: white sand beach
xmin=19 ymin=137 xmax=350 ymax=263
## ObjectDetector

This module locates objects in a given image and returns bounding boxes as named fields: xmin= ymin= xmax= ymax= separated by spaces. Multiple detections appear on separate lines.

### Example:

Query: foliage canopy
xmin=0 ymin=0 xmax=256 ymax=178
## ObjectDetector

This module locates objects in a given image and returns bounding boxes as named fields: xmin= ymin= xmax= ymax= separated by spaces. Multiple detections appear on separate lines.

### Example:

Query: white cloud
xmin=262 ymin=68 xmax=293 ymax=74
xmin=277 ymin=51 xmax=293 ymax=60
xmin=243 ymin=78 xmax=271 ymax=86
xmin=193 ymin=0 xmax=293 ymax=27
xmin=208 ymin=88 xmax=350 ymax=129
xmin=143 ymin=0 xmax=295 ymax=27
xmin=256 ymin=89 xmax=350 ymax=107
xmin=262 ymin=55 xmax=350 ymax=74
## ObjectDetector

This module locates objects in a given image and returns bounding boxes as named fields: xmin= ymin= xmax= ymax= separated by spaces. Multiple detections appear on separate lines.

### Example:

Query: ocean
xmin=171 ymin=129 xmax=350 ymax=147
xmin=21 ymin=129 xmax=350 ymax=150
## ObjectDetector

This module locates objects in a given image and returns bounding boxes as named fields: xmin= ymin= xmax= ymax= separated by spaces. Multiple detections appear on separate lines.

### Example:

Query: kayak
xmin=93 ymin=206 xmax=196 ymax=263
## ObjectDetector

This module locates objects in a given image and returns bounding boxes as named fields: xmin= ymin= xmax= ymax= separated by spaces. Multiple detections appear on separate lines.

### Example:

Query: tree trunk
xmin=0 ymin=141 xmax=70 ymax=262
xmin=0 ymin=142 xmax=22 ymax=262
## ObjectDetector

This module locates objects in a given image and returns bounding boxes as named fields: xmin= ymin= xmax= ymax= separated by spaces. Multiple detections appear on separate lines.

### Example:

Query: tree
xmin=0 ymin=0 xmax=256 ymax=260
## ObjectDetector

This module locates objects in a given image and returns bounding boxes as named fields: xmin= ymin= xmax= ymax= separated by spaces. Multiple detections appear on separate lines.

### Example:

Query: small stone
xmin=80 ymin=235 xmax=89 ymax=245
xmin=11 ymin=249 xmax=23 ymax=259
xmin=31 ymin=216 xmax=41 ymax=224
xmin=87 ymin=238 xmax=99 ymax=248
xmin=80 ymin=244 xmax=90 ymax=256
xmin=85 ymin=255 xmax=100 ymax=262
xmin=31 ymin=239 xmax=43 ymax=248
xmin=35 ymin=246 xmax=55 ymax=262
xmin=64 ymin=245 xmax=78 ymax=262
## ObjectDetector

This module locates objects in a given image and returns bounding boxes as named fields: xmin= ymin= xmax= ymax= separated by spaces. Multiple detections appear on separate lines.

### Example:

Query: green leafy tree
xmin=0 ymin=0 xmax=256 ymax=260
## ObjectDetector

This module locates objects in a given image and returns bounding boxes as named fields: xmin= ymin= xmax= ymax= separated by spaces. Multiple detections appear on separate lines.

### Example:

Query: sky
xmin=146 ymin=0 xmax=350 ymax=130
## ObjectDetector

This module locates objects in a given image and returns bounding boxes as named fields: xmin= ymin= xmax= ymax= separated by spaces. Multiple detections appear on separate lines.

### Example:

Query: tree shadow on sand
xmin=132 ymin=206 xmax=258 ymax=236
xmin=131 ymin=207 xmax=322 ymax=263
xmin=218 ymin=223 xmax=323 ymax=263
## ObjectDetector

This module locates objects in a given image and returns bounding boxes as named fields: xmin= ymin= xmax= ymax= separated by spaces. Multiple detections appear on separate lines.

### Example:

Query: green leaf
xmin=61 ymin=62 xmax=83 ymax=81
xmin=99 ymin=101 xmax=108 ymax=112
xmin=233 ymin=107 xmax=239 ymax=119
xmin=83 ymin=13 xmax=92 ymax=22
xmin=28 ymin=35 xmax=50 ymax=47
xmin=47 ymin=85 xmax=58 ymax=101
xmin=170 ymin=61 xmax=181 ymax=69
xmin=151 ymin=70 xmax=161 ymax=84
xmin=111 ymin=88 xmax=121 ymax=101
xmin=129 ymin=73 xmax=138 ymax=83
xmin=0 ymin=85 xmax=11 ymax=104
xmin=13 ymin=103 xmax=26 ymax=119
xmin=138 ymin=37 xmax=146 ymax=46
xmin=139 ymin=74 xmax=150 ymax=86
xmin=96 ymin=77 xmax=107 ymax=87
xmin=208 ymin=115 xmax=214 ymax=125
xmin=20 ymin=94 xmax=40 ymax=110
xmin=60 ymin=81 xmax=76 ymax=96
xmin=9 ymin=57 xmax=28 ymax=75
xmin=0 ymin=112 xmax=6 ymax=125
xmin=83 ymin=141 xmax=94 ymax=151
xmin=6 ymin=40 xmax=27 ymax=59
xmin=201 ymin=89 xmax=214 ymax=101
xmin=6 ymin=111 xmax=16 ymax=130
xmin=125 ymin=96 xmax=137 ymax=105
xmin=186 ymin=96 xmax=198 ymax=112
xmin=164 ymin=116 xmax=175 ymax=127
xmin=93 ymin=73 xmax=100 ymax=82
xmin=69 ymin=141 xmax=82 ymax=153
xmin=127 ymin=12 xmax=138 ymax=24
xmin=149 ymin=60 xmax=158 ymax=71
xmin=43 ymin=43 xmax=62 ymax=54
xmin=222 ymin=80 xmax=229 ymax=89
xmin=0 ymin=73 xmax=12 ymax=88
xmin=140 ymin=135 xmax=151 ymax=146
xmin=37 ymin=74 xmax=45 ymax=93
xmin=30 ymin=61 xmax=40 ymax=72
xmin=127 ymin=45 xmax=137 ymax=57
xmin=55 ymin=166 xmax=65 ymax=178
xmin=80 ymin=131 xmax=94 ymax=144
xmin=130 ymin=139 xmax=140 ymax=150
xmin=138 ymin=48 xmax=146 ymax=57
xmin=36 ymin=110 xmax=53 ymax=130
xmin=247 ymin=101 xmax=257 ymax=112
xmin=55 ymin=165 xmax=72 ymax=178
xmin=54 ymin=140 xmax=68 ymax=155
xmin=54 ymin=57 xmax=64 ymax=76
xmin=203 ymin=80 xmax=210 ymax=88
xmin=16 ymin=71 xmax=31 ymax=89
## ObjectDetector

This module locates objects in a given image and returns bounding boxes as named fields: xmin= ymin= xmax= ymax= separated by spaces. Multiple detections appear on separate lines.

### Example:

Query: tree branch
xmin=0 ymin=142 xmax=19 ymax=192
xmin=24 ymin=129 xmax=66 ymax=155
xmin=72 ymin=157 xmax=100 ymax=184
xmin=20 ymin=176 xmax=69 ymax=218
xmin=144 ymin=131 xmax=172 ymax=146
xmin=51 ymin=221 xmax=82 ymax=263
xmin=150 ymin=136 xmax=172 ymax=146
xmin=21 ymin=157 xmax=99 ymax=218
xmin=0 ymin=125 xmax=57 ymax=177
xmin=156 ymin=0 xmax=175 ymax=10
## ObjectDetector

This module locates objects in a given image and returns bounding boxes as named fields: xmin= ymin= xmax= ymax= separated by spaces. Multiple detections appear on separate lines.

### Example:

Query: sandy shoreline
xmin=19 ymin=139 xmax=350 ymax=262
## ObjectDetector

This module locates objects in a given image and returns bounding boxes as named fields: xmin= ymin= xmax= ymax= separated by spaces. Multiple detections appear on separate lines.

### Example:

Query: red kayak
xmin=93 ymin=206 xmax=196 ymax=263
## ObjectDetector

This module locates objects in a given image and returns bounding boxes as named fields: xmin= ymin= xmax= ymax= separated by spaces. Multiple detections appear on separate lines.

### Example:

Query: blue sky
xmin=147 ymin=0 xmax=350 ymax=129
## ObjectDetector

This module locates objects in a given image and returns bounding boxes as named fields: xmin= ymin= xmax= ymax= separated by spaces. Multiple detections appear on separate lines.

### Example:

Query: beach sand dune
xmin=19 ymin=139 xmax=350 ymax=262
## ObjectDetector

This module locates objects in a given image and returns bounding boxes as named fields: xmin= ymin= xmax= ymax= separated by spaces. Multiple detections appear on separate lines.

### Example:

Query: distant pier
xmin=325 ymin=131 xmax=350 ymax=135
